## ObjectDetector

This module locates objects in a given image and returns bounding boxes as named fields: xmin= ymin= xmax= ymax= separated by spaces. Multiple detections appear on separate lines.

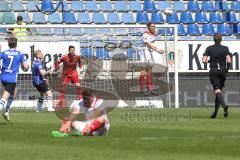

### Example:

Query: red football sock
xmin=89 ymin=120 xmax=104 ymax=132
xmin=146 ymin=73 xmax=153 ymax=91
xmin=139 ymin=74 xmax=145 ymax=92
xmin=58 ymin=86 xmax=66 ymax=109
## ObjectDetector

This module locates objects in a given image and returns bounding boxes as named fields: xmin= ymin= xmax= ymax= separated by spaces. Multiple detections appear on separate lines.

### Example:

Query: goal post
xmin=0 ymin=24 xmax=179 ymax=109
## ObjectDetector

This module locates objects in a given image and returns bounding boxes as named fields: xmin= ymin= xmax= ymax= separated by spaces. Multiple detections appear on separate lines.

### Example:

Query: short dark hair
xmin=68 ymin=45 xmax=75 ymax=51
xmin=214 ymin=33 xmax=222 ymax=44
xmin=82 ymin=89 xmax=94 ymax=100
xmin=8 ymin=37 xmax=17 ymax=48
xmin=146 ymin=22 xmax=154 ymax=27
xmin=17 ymin=16 xmax=23 ymax=21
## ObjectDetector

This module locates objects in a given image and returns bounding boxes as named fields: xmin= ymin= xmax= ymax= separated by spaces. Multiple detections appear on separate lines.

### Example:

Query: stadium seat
xmin=85 ymin=1 xmax=98 ymax=12
xmin=63 ymin=12 xmax=76 ymax=24
xmin=215 ymin=1 xmax=229 ymax=11
xmin=0 ymin=1 xmax=10 ymax=12
xmin=166 ymin=12 xmax=179 ymax=24
xmin=172 ymin=1 xmax=185 ymax=12
xmin=81 ymin=48 xmax=93 ymax=58
xmin=83 ymin=28 xmax=97 ymax=35
xmin=67 ymin=28 xmax=83 ymax=36
xmin=202 ymin=24 xmax=215 ymax=35
xmin=230 ymin=1 xmax=240 ymax=12
xmin=37 ymin=28 xmax=52 ymax=35
xmin=92 ymin=12 xmax=106 ymax=24
xmin=96 ymin=48 xmax=110 ymax=60
xmin=113 ymin=28 xmax=127 ymax=35
xmin=77 ymin=12 xmax=91 ymax=24
xmin=158 ymin=28 xmax=172 ymax=36
xmin=209 ymin=12 xmax=223 ymax=24
xmin=127 ymin=48 xmax=140 ymax=60
xmin=2 ymin=12 xmax=16 ymax=24
xmin=0 ymin=28 xmax=7 ymax=34
xmin=232 ymin=23 xmax=240 ymax=34
xmin=12 ymin=1 xmax=24 ymax=12
xmin=32 ymin=12 xmax=47 ymax=24
xmin=195 ymin=12 xmax=208 ymax=24
xmin=201 ymin=1 xmax=215 ymax=12
xmin=53 ymin=28 xmax=67 ymax=35
xmin=26 ymin=1 xmax=38 ymax=12
xmin=114 ymin=1 xmax=128 ymax=12
xmin=100 ymin=1 xmax=113 ymax=12
xmin=121 ymin=12 xmax=135 ymax=24
xmin=71 ymin=1 xmax=84 ymax=12
xmin=224 ymin=11 xmax=238 ymax=23
xmin=99 ymin=28 xmax=112 ymax=35
xmin=129 ymin=1 xmax=142 ymax=12
xmin=107 ymin=12 xmax=121 ymax=24
xmin=177 ymin=24 xmax=187 ymax=36
xmin=41 ymin=0 xmax=54 ymax=13
xmin=143 ymin=0 xmax=157 ymax=12
xmin=57 ymin=0 xmax=70 ymax=12
xmin=47 ymin=12 xmax=62 ymax=24
xmin=187 ymin=24 xmax=201 ymax=35
xmin=18 ymin=12 xmax=31 ymax=24
xmin=158 ymin=1 xmax=171 ymax=12
xmin=151 ymin=12 xmax=164 ymax=24
xmin=136 ymin=12 xmax=149 ymax=24
xmin=180 ymin=11 xmax=194 ymax=24
xmin=217 ymin=23 xmax=231 ymax=35
xmin=187 ymin=1 xmax=200 ymax=12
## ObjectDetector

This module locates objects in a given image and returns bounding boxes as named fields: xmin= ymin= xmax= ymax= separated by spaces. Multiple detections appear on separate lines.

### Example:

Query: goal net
xmin=0 ymin=24 xmax=179 ymax=109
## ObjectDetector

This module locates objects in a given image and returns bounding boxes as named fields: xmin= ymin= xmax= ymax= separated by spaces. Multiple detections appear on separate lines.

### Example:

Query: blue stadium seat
xmin=96 ymin=48 xmax=110 ymax=60
xmin=41 ymin=0 xmax=54 ymax=13
xmin=53 ymin=28 xmax=67 ymax=35
xmin=215 ymin=1 xmax=229 ymax=11
xmin=63 ymin=12 xmax=76 ymax=24
xmin=201 ymin=1 xmax=215 ymax=12
xmin=81 ymin=48 xmax=93 ymax=57
xmin=180 ymin=11 xmax=194 ymax=24
xmin=2 ymin=12 xmax=16 ymax=24
xmin=83 ymin=28 xmax=97 ymax=35
xmin=209 ymin=12 xmax=223 ymax=24
xmin=166 ymin=12 xmax=179 ymax=24
xmin=71 ymin=1 xmax=84 ymax=12
xmin=121 ymin=12 xmax=135 ymax=24
xmin=100 ymin=1 xmax=113 ymax=12
xmin=12 ymin=1 xmax=24 ymax=12
xmin=187 ymin=1 xmax=200 ymax=12
xmin=127 ymin=48 xmax=140 ymax=60
xmin=136 ymin=12 xmax=149 ymax=24
xmin=178 ymin=24 xmax=187 ymax=36
xmin=151 ymin=12 xmax=164 ymax=24
xmin=32 ymin=12 xmax=47 ymax=24
xmin=92 ymin=12 xmax=106 ymax=24
xmin=202 ymin=24 xmax=215 ymax=35
xmin=172 ymin=1 xmax=185 ymax=12
xmin=0 ymin=28 xmax=7 ymax=34
xmin=57 ymin=0 xmax=70 ymax=12
xmin=187 ymin=24 xmax=201 ymax=35
xmin=129 ymin=1 xmax=142 ymax=12
xmin=114 ymin=1 xmax=128 ymax=12
xmin=224 ymin=11 xmax=237 ymax=23
xmin=37 ymin=28 xmax=52 ymax=35
xmin=195 ymin=12 xmax=208 ymax=24
xmin=27 ymin=1 xmax=38 ymax=12
xmin=232 ymin=23 xmax=240 ymax=34
xmin=143 ymin=0 xmax=157 ymax=12
xmin=99 ymin=28 xmax=112 ymax=35
xmin=47 ymin=12 xmax=61 ymax=24
xmin=85 ymin=1 xmax=98 ymax=12
xmin=113 ymin=28 xmax=127 ymax=35
xmin=158 ymin=28 xmax=172 ymax=36
xmin=18 ymin=12 xmax=31 ymax=24
xmin=0 ymin=1 xmax=10 ymax=12
xmin=77 ymin=12 xmax=91 ymax=24
xmin=230 ymin=1 xmax=240 ymax=12
xmin=158 ymin=1 xmax=171 ymax=11
xmin=67 ymin=28 xmax=83 ymax=36
xmin=217 ymin=23 xmax=231 ymax=35
xmin=107 ymin=12 xmax=121 ymax=24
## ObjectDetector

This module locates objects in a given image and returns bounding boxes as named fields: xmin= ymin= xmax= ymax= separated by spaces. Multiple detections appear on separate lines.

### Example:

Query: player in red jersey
xmin=55 ymin=45 xmax=83 ymax=109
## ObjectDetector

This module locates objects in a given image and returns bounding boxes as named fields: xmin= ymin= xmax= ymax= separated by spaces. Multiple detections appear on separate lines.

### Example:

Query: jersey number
xmin=7 ymin=55 xmax=14 ymax=69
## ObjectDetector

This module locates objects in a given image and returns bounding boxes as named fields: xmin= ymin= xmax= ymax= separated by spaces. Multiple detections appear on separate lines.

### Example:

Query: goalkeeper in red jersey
xmin=55 ymin=45 xmax=83 ymax=109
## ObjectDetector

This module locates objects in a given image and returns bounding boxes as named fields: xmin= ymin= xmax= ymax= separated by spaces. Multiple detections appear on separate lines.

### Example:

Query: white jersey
xmin=141 ymin=31 xmax=157 ymax=63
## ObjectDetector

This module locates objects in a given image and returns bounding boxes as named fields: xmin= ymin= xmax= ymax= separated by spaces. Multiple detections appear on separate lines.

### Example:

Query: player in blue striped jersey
xmin=0 ymin=37 xmax=29 ymax=121
xmin=32 ymin=50 xmax=54 ymax=112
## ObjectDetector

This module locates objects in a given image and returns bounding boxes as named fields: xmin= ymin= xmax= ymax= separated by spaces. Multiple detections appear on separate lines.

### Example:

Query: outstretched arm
xmin=145 ymin=42 xmax=164 ymax=54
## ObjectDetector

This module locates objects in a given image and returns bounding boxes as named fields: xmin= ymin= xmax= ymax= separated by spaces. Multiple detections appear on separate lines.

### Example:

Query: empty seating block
xmin=136 ymin=12 xmax=149 ymax=24
xmin=48 ymin=12 xmax=62 ymax=24
xmin=114 ymin=1 xmax=128 ymax=12
xmin=107 ymin=12 xmax=121 ymax=24
xmin=57 ymin=0 xmax=70 ymax=12
xmin=71 ymin=1 xmax=84 ymax=12
xmin=63 ymin=12 xmax=76 ymax=24
xmin=12 ymin=1 xmax=25 ymax=12
xmin=100 ymin=1 xmax=113 ymax=12
xmin=32 ymin=12 xmax=47 ymax=24
xmin=0 ymin=1 xmax=10 ymax=12
xmin=129 ymin=1 xmax=142 ymax=12
xmin=2 ymin=12 xmax=16 ymax=24
xmin=92 ymin=12 xmax=106 ymax=24
xmin=143 ymin=0 xmax=156 ymax=12
xmin=85 ymin=1 xmax=98 ymax=12
xmin=77 ymin=12 xmax=91 ymax=24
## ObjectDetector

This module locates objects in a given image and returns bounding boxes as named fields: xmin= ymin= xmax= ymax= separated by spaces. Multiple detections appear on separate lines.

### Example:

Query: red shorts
xmin=61 ymin=75 xmax=80 ymax=85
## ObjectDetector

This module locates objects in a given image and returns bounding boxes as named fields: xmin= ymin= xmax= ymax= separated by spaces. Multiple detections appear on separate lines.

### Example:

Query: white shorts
xmin=74 ymin=121 xmax=90 ymax=133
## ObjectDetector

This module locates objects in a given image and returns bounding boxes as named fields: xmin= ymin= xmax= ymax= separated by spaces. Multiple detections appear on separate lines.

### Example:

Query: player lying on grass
xmin=32 ymin=50 xmax=55 ymax=112
xmin=52 ymin=89 xmax=110 ymax=137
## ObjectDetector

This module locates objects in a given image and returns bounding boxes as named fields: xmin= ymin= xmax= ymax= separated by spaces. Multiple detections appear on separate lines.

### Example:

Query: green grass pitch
xmin=0 ymin=108 xmax=240 ymax=160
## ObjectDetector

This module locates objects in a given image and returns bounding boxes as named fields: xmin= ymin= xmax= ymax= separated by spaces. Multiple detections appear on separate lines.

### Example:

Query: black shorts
xmin=34 ymin=83 xmax=50 ymax=93
xmin=209 ymin=68 xmax=226 ymax=90
xmin=1 ymin=82 xmax=16 ymax=95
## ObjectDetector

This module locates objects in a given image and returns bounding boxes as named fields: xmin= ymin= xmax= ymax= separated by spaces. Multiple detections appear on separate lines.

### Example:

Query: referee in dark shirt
xmin=202 ymin=33 xmax=232 ymax=118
